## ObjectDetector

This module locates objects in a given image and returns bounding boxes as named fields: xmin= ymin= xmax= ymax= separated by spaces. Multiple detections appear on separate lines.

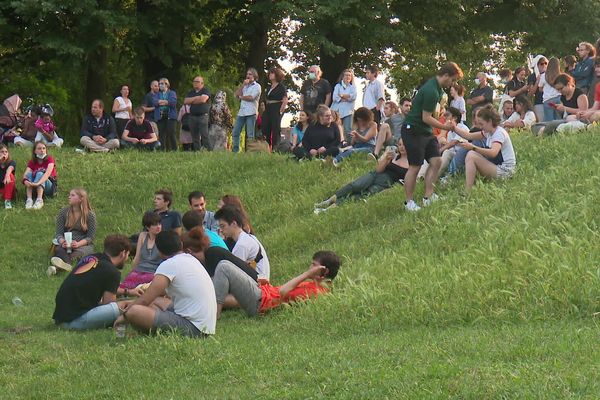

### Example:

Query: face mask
xmin=474 ymin=78 xmax=481 ymax=85
xmin=309 ymin=72 xmax=316 ymax=80
xmin=36 ymin=153 xmax=46 ymax=160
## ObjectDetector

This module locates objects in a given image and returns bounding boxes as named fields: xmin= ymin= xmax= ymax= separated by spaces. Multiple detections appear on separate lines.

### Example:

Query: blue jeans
xmin=26 ymin=171 xmax=54 ymax=195
xmin=232 ymin=114 xmax=257 ymax=153
xmin=341 ymin=115 xmax=353 ymax=142
xmin=59 ymin=302 xmax=120 ymax=330
xmin=543 ymin=96 xmax=561 ymax=122
xmin=335 ymin=143 xmax=374 ymax=163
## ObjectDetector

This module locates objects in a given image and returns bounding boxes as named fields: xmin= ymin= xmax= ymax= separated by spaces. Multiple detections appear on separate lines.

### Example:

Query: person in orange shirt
xmin=212 ymin=250 xmax=341 ymax=318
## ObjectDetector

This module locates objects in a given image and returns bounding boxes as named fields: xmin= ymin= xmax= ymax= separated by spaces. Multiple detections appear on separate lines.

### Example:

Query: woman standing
xmin=153 ymin=78 xmax=178 ymax=151
xmin=112 ymin=85 xmax=133 ymax=137
xmin=49 ymin=188 xmax=97 ymax=273
xmin=572 ymin=42 xmax=596 ymax=92
xmin=261 ymin=68 xmax=288 ymax=148
xmin=331 ymin=69 xmax=357 ymax=143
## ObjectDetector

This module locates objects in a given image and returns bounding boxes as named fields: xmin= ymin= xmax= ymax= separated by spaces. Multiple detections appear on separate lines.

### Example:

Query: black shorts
xmin=401 ymin=124 xmax=439 ymax=166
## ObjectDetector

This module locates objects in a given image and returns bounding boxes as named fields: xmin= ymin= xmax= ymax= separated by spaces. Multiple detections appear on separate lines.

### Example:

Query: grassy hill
xmin=1 ymin=130 xmax=599 ymax=399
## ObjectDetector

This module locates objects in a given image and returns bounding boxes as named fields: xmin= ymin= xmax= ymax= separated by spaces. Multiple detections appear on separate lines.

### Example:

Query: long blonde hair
xmin=66 ymin=188 xmax=93 ymax=232
xmin=545 ymin=57 xmax=561 ymax=86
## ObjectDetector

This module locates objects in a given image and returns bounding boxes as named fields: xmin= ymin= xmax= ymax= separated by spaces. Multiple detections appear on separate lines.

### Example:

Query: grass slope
xmin=1 ymin=130 xmax=599 ymax=399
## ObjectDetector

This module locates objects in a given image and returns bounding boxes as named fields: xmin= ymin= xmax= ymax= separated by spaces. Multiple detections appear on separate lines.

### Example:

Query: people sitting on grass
xmin=215 ymin=205 xmax=270 ymax=283
xmin=13 ymin=106 xmax=39 ymax=147
xmin=120 ymin=107 xmax=160 ymax=150
xmin=293 ymin=105 xmax=340 ymax=161
xmin=333 ymin=107 xmax=377 ymax=166
xmin=181 ymin=210 xmax=228 ymax=249
xmin=502 ymin=95 xmax=537 ymax=130
xmin=212 ymin=250 xmax=340 ymax=319
xmin=290 ymin=110 xmax=309 ymax=151
xmin=80 ymin=99 xmax=120 ymax=153
xmin=52 ymin=234 xmax=130 ymax=330
xmin=114 ymin=230 xmax=217 ymax=338
xmin=22 ymin=141 xmax=57 ymax=210
xmin=188 ymin=190 xmax=218 ymax=232
xmin=0 ymin=144 xmax=16 ymax=209
xmin=453 ymin=107 xmax=517 ymax=192
xmin=34 ymin=104 xmax=64 ymax=147
xmin=314 ymin=138 xmax=408 ymax=213
xmin=499 ymin=99 xmax=514 ymax=123
xmin=117 ymin=212 xmax=162 ymax=297
xmin=152 ymin=189 xmax=182 ymax=235
xmin=182 ymin=226 xmax=257 ymax=280
xmin=217 ymin=194 xmax=254 ymax=234
xmin=48 ymin=188 xmax=97 ymax=274
xmin=372 ymin=98 xmax=412 ymax=158
xmin=578 ymin=58 xmax=600 ymax=122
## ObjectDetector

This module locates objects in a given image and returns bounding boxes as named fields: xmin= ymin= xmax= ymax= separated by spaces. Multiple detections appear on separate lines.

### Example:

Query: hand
xmin=23 ymin=180 xmax=31 ymax=188
xmin=460 ymin=142 xmax=475 ymax=151
xmin=306 ymin=264 xmax=327 ymax=280
xmin=158 ymin=100 xmax=168 ymax=106
xmin=3 ymin=175 xmax=11 ymax=185
xmin=317 ymin=146 xmax=327 ymax=154
xmin=130 ymin=138 xmax=139 ymax=143
xmin=113 ymin=315 xmax=126 ymax=327
xmin=444 ymin=121 xmax=456 ymax=131
xmin=243 ymin=79 xmax=250 ymax=85
xmin=71 ymin=240 xmax=82 ymax=249
xmin=93 ymin=135 xmax=106 ymax=144
xmin=61 ymin=240 xmax=68 ymax=249
xmin=384 ymin=150 xmax=395 ymax=160
xmin=309 ymin=149 xmax=318 ymax=156
xmin=128 ymin=286 xmax=145 ymax=297
xmin=555 ymin=104 xmax=565 ymax=113
xmin=140 ymin=139 xmax=147 ymax=144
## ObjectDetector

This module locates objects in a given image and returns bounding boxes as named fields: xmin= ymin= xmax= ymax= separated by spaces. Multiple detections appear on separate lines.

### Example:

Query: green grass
xmin=1 ymin=130 xmax=600 ymax=399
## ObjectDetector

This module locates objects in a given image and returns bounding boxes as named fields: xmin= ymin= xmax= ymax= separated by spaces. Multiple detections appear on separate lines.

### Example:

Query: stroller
xmin=0 ymin=94 xmax=23 ymax=142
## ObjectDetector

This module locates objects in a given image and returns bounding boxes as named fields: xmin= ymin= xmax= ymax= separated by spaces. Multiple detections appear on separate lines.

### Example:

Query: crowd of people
xmin=1 ymin=38 xmax=599 ymax=338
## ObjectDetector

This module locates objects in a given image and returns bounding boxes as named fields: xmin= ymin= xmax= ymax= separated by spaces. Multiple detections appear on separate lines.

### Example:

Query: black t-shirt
xmin=561 ymin=87 xmax=584 ymax=110
xmin=0 ymin=160 xmax=16 ymax=186
xmin=266 ymin=83 xmax=287 ymax=102
xmin=301 ymin=79 xmax=332 ymax=113
xmin=124 ymin=119 xmax=154 ymax=140
xmin=301 ymin=122 xmax=340 ymax=150
xmin=186 ymin=88 xmax=211 ymax=115
xmin=505 ymin=80 xmax=526 ymax=95
xmin=155 ymin=209 xmax=182 ymax=232
xmin=203 ymin=246 xmax=258 ymax=281
xmin=52 ymin=253 xmax=121 ymax=323
xmin=528 ymin=73 xmax=543 ymax=105
xmin=143 ymin=92 xmax=155 ymax=121
xmin=384 ymin=157 xmax=408 ymax=182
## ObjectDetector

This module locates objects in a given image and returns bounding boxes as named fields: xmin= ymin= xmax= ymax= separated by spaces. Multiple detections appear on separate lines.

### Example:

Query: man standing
xmin=52 ymin=235 xmax=130 ymax=330
xmin=142 ymin=80 xmax=159 ymax=123
xmin=80 ymin=99 xmax=120 ymax=153
xmin=187 ymin=190 xmax=219 ymax=232
xmin=300 ymin=65 xmax=332 ymax=115
xmin=363 ymin=66 xmax=386 ymax=125
xmin=184 ymin=76 xmax=211 ymax=151
xmin=231 ymin=68 xmax=261 ymax=153
xmin=401 ymin=62 xmax=463 ymax=211
xmin=466 ymin=72 xmax=494 ymax=117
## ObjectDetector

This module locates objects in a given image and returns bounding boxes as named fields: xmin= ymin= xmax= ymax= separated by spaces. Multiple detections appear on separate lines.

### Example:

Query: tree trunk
xmin=85 ymin=47 xmax=108 ymax=108
xmin=319 ymin=35 xmax=352 ymax=85
xmin=244 ymin=13 xmax=270 ymax=83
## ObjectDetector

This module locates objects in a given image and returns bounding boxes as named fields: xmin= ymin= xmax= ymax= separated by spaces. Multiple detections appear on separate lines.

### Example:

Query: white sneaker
xmin=332 ymin=158 xmax=340 ymax=167
xmin=46 ymin=266 xmax=57 ymax=277
xmin=405 ymin=199 xmax=421 ymax=212
xmin=32 ymin=198 xmax=44 ymax=210
xmin=4 ymin=200 xmax=12 ymax=209
xmin=25 ymin=198 xmax=33 ymax=209
xmin=367 ymin=152 xmax=377 ymax=161
xmin=51 ymin=257 xmax=72 ymax=272
xmin=422 ymin=193 xmax=440 ymax=207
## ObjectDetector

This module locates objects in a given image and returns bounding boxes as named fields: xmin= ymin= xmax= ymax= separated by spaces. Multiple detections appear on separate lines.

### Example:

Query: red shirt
xmin=27 ymin=155 xmax=57 ymax=178
xmin=258 ymin=281 xmax=330 ymax=313
xmin=595 ymin=83 xmax=600 ymax=103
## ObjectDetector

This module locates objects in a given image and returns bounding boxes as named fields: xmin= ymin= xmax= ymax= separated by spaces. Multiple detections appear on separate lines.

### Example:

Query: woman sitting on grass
xmin=314 ymin=137 xmax=408 ymax=213
xmin=0 ymin=144 xmax=16 ymax=209
xmin=117 ymin=212 xmax=162 ymax=297
xmin=454 ymin=107 xmax=517 ymax=192
xmin=293 ymin=105 xmax=340 ymax=160
xmin=291 ymin=110 xmax=309 ymax=151
xmin=502 ymin=95 xmax=537 ymax=130
xmin=22 ymin=141 xmax=57 ymax=210
xmin=49 ymin=188 xmax=97 ymax=274
xmin=333 ymin=107 xmax=378 ymax=166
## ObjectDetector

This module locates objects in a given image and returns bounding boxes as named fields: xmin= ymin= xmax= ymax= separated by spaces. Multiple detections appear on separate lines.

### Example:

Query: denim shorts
xmin=154 ymin=307 xmax=207 ymax=338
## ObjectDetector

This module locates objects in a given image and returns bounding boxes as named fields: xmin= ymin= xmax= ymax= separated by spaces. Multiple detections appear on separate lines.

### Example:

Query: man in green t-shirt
xmin=401 ymin=62 xmax=464 ymax=211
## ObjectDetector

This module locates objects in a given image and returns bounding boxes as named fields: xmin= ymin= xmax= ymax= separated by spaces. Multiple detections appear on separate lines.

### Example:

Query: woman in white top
xmin=449 ymin=83 xmax=466 ymax=122
xmin=538 ymin=58 xmax=561 ymax=121
xmin=454 ymin=107 xmax=516 ymax=192
xmin=112 ymin=85 xmax=133 ymax=137
xmin=503 ymin=95 xmax=537 ymax=129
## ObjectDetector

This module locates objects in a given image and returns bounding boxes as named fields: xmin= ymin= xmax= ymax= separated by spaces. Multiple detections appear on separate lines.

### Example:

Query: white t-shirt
xmin=506 ymin=111 xmax=537 ymax=129
xmin=363 ymin=79 xmax=385 ymax=109
xmin=447 ymin=122 xmax=468 ymax=149
xmin=450 ymin=97 xmax=467 ymax=122
xmin=485 ymin=126 xmax=516 ymax=167
xmin=114 ymin=96 xmax=132 ymax=119
xmin=232 ymin=231 xmax=270 ymax=280
xmin=539 ymin=73 xmax=561 ymax=103
xmin=155 ymin=253 xmax=217 ymax=334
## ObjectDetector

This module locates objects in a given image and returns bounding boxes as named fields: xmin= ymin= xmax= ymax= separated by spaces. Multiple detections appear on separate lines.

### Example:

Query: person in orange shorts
xmin=212 ymin=250 xmax=340 ymax=318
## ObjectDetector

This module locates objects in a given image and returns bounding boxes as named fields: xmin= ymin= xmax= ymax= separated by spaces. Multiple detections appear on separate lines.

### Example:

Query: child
xmin=34 ymin=105 xmax=64 ymax=147
xmin=212 ymin=250 xmax=340 ymax=318
xmin=0 ymin=144 xmax=16 ymax=209
xmin=22 ymin=141 xmax=57 ymax=209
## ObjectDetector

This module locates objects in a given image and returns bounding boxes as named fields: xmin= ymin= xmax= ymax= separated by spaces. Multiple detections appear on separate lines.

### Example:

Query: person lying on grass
xmin=453 ymin=107 xmax=517 ymax=192
xmin=114 ymin=230 xmax=217 ymax=338
xmin=212 ymin=250 xmax=340 ymax=319
xmin=52 ymin=235 xmax=130 ymax=330
xmin=313 ymin=137 xmax=408 ymax=213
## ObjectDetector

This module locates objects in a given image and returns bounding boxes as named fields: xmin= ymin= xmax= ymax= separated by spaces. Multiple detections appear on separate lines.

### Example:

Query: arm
xmin=325 ymin=92 xmax=332 ymax=107
xmin=508 ymin=84 xmax=529 ymax=98
xmin=80 ymin=212 xmax=96 ymax=246
xmin=121 ymin=125 xmax=137 ymax=142
xmin=375 ymin=81 xmax=385 ymax=109
xmin=375 ymin=151 xmax=394 ymax=173
xmin=422 ymin=110 xmax=454 ymax=131
xmin=100 ymin=291 xmax=117 ymax=305
xmin=125 ymin=274 xmax=170 ymax=309
xmin=130 ymin=232 xmax=145 ymax=270
xmin=529 ymin=76 xmax=541 ymax=96
xmin=353 ymin=122 xmax=377 ymax=143
xmin=453 ymin=124 xmax=484 ymax=140
xmin=280 ymin=94 xmax=288 ymax=114
xmin=35 ymin=162 xmax=54 ymax=186
xmin=291 ymin=131 xmax=298 ymax=147
xmin=466 ymin=95 xmax=485 ymax=105
xmin=54 ymin=207 xmax=67 ymax=245
xmin=80 ymin=117 xmax=93 ymax=138
xmin=279 ymin=265 xmax=326 ymax=299
xmin=332 ymin=85 xmax=341 ymax=103
xmin=299 ymin=94 xmax=304 ymax=111
xmin=184 ymin=94 xmax=210 ymax=105
xmin=462 ymin=141 xmax=502 ymax=158
xmin=3 ymin=164 xmax=14 ymax=185
xmin=240 ymin=85 xmax=260 ymax=102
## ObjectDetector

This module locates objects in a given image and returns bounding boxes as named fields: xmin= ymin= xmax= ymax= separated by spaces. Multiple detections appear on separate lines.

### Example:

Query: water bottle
xmin=12 ymin=297 xmax=24 ymax=306
xmin=115 ymin=324 xmax=126 ymax=339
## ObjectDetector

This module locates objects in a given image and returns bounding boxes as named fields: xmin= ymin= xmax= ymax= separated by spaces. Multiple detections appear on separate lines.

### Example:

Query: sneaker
xmin=25 ymin=198 xmax=33 ymax=209
xmin=4 ymin=200 xmax=12 ymax=209
xmin=314 ymin=207 xmax=328 ymax=215
xmin=332 ymin=158 xmax=340 ymax=167
xmin=422 ymin=193 xmax=440 ymax=207
xmin=367 ymin=152 xmax=377 ymax=161
xmin=405 ymin=199 xmax=421 ymax=212
xmin=51 ymin=257 xmax=73 ymax=272
xmin=74 ymin=147 xmax=86 ymax=154
xmin=314 ymin=195 xmax=336 ymax=209
xmin=46 ymin=266 xmax=57 ymax=277
xmin=32 ymin=198 xmax=44 ymax=210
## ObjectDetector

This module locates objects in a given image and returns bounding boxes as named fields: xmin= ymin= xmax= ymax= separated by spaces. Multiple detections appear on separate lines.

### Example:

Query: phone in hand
xmin=385 ymin=145 xmax=397 ymax=154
